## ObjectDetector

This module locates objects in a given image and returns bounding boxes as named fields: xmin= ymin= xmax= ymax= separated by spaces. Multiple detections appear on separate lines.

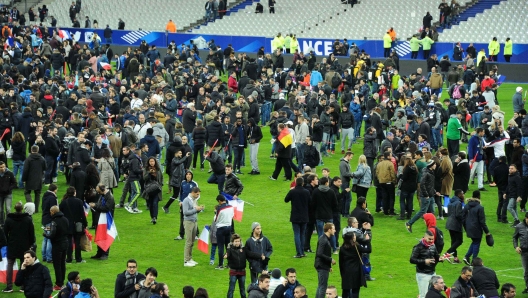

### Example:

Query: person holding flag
xmin=269 ymin=123 xmax=293 ymax=181
xmin=89 ymin=184 xmax=115 ymax=260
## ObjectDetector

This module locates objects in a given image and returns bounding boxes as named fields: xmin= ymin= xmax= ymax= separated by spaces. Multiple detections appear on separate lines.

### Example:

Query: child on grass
xmin=224 ymin=233 xmax=264 ymax=298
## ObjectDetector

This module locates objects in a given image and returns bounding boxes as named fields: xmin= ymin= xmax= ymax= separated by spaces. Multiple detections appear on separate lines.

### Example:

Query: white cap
xmin=517 ymin=87 xmax=523 ymax=92
xmin=285 ymin=121 xmax=293 ymax=125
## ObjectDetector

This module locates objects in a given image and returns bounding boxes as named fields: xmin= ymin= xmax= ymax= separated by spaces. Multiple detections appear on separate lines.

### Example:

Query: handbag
xmin=6 ymin=148 xmax=12 ymax=159
xmin=144 ymin=180 xmax=162 ymax=195
xmin=80 ymin=231 xmax=92 ymax=252
xmin=355 ymin=244 xmax=371 ymax=274
xmin=351 ymin=184 xmax=358 ymax=193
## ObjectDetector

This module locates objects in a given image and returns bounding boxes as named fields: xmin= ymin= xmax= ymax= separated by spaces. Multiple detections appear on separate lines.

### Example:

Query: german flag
xmin=278 ymin=128 xmax=293 ymax=149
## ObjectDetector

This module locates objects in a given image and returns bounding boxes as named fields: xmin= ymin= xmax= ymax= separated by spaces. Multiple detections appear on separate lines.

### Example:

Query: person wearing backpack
xmin=444 ymin=189 xmax=465 ymax=264
xmin=423 ymin=213 xmax=444 ymax=255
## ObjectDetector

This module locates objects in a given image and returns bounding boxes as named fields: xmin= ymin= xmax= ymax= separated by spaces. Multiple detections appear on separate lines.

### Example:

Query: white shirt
xmin=130 ymin=98 xmax=143 ymax=110
xmin=484 ymin=130 xmax=509 ymax=157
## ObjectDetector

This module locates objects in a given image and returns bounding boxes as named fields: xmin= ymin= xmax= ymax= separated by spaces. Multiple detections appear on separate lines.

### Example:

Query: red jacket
xmin=228 ymin=76 xmax=238 ymax=93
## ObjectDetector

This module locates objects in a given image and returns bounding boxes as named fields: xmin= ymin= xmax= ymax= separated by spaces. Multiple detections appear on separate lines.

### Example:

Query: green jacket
xmin=383 ymin=34 xmax=392 ymax=48
xmin=504 ymin=40 xmax=513 ymax=55
xmin=488 ymin=40 xmax=500 ymax=55
xmin=421 ymin=36 xmax=434 ymax=51
xmin=410 ymin=37 xmax=421 ymax=51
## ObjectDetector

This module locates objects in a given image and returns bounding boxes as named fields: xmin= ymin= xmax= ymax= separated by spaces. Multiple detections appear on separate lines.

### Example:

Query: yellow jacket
xmin=383 ymin=34 xmax=392 ymax=48
xmin=488 ymin=40 xmax=500 ymax=55
xmin=476 ymin=50 xmax=487 ymax=66
xmin=504 ymin=40 xmax=513 ymax=55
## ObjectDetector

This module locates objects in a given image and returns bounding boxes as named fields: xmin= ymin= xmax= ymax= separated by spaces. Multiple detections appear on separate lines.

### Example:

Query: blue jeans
xmin=316 ymin=269 xmax=330 ymax=298
xmin=316 ymin=219 xmax=336 ymax=249
xmin=408 ymin=197 xmax=435 ymax=225
xmin=185 ymin=132 xmax=194 ymax=150
xmin=400 ymin=191 xmax=415 ymax=217
xmin=105 ymin=37 xmax=113 ymax=44
xmin=45 ymin=156 xmax=57 ymax=184
xmin=296 ymin=143 xmax=305 ymax=168
xmin=261 ymin=101 xmax=271 ymax=124
xmin=209 ymin=243 xmax=217 ymax=262
xmin=42 ymin=232 xmax=53 ymax=261
xmin=470 ymin=112 xmax=481 ymax=129
xmin=354 ymin=120 xmax=362 ymax=138
xmin=521 ymin=136 xmax=528 ymax=147
xmin=207 ymin=173 xmax=225 ymax=194
xmin=292 ymin=222 xmax=307 ymax=256
xmin=114 ymin=157 xmax=119 ymax=179
xmin=12 ymin=160 xmax=24 ymax=188
xmin=431 ymin=128 xmax=441 ymax=150
xmin=465 ymin=237 xmax=482 ymax=261
xmin=228 ymin=274 xmax=246 ymax=298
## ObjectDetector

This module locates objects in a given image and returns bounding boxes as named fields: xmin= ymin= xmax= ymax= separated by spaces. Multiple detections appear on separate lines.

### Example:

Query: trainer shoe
xmin=163 ymin=206 xmax=169 ymax=214
xmin=115 ymin=204 xmax=123 ymax=208
xmin=174 ymin=236 xmax=183 ymax=240
xmin=463 ymin=258 xmax=470 ymax=265
xmin=184 ymin=261 xmax=196 ymax=267
xmin=215 ymin=265 xmax=224 ymax=270
xmin=132 ymin=208 xmax=142 ymax=214
xmin=2 ymin=288 xmax=13 ymax=293
xmin=124 ymin=206 xmax=132 ymax=213
xmin=188 ymin=259 xmax=198 ymax=265
xmin=405 ymin=222 xmax=413 ymax=233
xmin=522 ymin=288 xmax=528 ymax=294
xmin=269 ymin=176 xmax=277 ymax=181
xmin=453 ymin=257 xmax=461 ymax=264
xmin=53 ymin=285 xmax=62 ymax=291
xmin=209 ymin=260 xmax=214 ymax=265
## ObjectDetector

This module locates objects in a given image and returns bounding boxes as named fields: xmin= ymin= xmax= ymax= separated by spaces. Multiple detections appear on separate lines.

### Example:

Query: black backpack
xmin=331 ymin=72 xmax=341 ymax=89
xmin=433 ymin=226 xmax=444 ymax=254
xmin=436 ymin=106 xmax=449 ymax=124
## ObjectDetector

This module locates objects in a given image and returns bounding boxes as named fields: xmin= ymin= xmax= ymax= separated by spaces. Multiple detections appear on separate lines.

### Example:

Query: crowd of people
xmin=0 ymin=1 xmax=525 ymax=297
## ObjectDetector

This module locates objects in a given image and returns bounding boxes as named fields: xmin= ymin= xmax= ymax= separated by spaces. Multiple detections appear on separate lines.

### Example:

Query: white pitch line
xmin=498 ymin=274 xmax=524 ymax=280
xmin=495 ymin=267 xmax=523 ymax=272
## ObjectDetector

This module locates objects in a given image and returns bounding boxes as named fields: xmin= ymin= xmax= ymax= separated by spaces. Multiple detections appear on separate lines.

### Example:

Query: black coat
xmin=471 ymin=265 xmax=500 ymax=298
xmin=303 ymin=144 xmax=320 ymax=168
xmin=15 ymin=262 xmax=53 ymax=298
xmin=22 ymin=153 xmax=46 ymax=190
xmin=314 ymin=234 xmax=333 ymax=270
xmin=351 ymin=206 xmax=374 ymax=227
xmin=339 ymin=242 xmax=371 ymax=290
xmin=446 ymin=196 xmax=464 ymax=232
xmin=410 ymin=240 xmax=440 ymax=274
xmin=0 ymin=169 xmax=16 ymax=196
xmin=45 ymin=135 xmax=61 ymax=158
xmin=41 ymin=191 xmax=58 ymax=226
xmin=452 ymin=160 xmax=470 ymax=193
xmin=400 ymin=165 xmax=418 ymax=193
xmin=284 ymin=186 xmax=310 ymax=223
xmin=59 ymin=197 xmax=88 ymax=235
xmin=74 ymin=147 xmax=92 ymax=171
xmin=416 ymin=121 xmax=431 ymax=143
xmin=425 ymin=288 xmax=445 ymax=298
xmin=11 ymin=140 xmax=26 ymax=161
xmin=205 ymin=120 xmax=224 ymax=147
xmin=46 ymin=211 xmax=69 ymax=246
xmin=311 ymin=187 xmax=338 ymax=220
xmin=182 ymin=108 xmax=196 ymax=133
xmin=70 ymin=167 xmax=86 ymax=200
xmin=4 ymin=212 xmax=35 ymax=259
xmin=225 ymin=244 xmax=261 ymax=270
xmin=248 ymin=121 xmax=263 ymax=143
xmin=115 ymin=271 xmax=146 ymax=298
xmin=463 ymin=199 xmax=489 ymax=239
xmin=191 ymin=126 xmax=206 ymax=147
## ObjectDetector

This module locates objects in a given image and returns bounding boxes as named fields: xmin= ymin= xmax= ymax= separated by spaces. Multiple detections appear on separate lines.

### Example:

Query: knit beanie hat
xmin=251 ymin=222 xmax=260 ymax=232
xmin=24 ymin=202 xmax=35 ymax=216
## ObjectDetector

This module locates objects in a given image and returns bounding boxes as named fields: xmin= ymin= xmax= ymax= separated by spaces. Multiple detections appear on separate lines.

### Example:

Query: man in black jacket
xmin=44 ymin=127 xmax=60 ymax=185
xmin=114 ymin=259 xmax=146 ymax=298
xmin=223 ymin=164 xmax=243 ymax=199
xmin=46 ymin=205 xmax=69 ymax=289
xmin=41 ymin=184 xmax=58 ymax=263
xmin=494 ymin=156 xmax=509 ymax=223
xmin=303 ymin=136 xmax=320 ymax=170
xmin=425 ymin=275 xmax=446 ymax=298
xmin=59 ymin=193 xmax=88 ymax=264
xmin=470 ymin=257 xmax=500 ymax=298
xmin=504 ymin=164 xmax=522 ymax=227
xmin=206 ymin=150 xmax=226 ymax=194
xmin=0 ymin=161 xmax=16 ymax=225
xmin=22 ymin=145 xmax=47 ymax=213
xmin=15 ymin=250 xmax=52 ymax=297
xmin=513 ymin=212 xmax=528 ymax=294
xmin=314 ymin=223 xmax=336 ymax=298
xmin=182 ymin=103 xmax=197 ymax=149
xmin=410 ymin=230 xmax=442 ymax=298
xmin=284 ymin=178 xmax=310 ymax=258
xmin=449 ymin=266 xmax=480 ymax=298
xmin=270 ymin=123 xmax=293 ymax=181
xmin=126 ymin=148 xmax=143 ymax=214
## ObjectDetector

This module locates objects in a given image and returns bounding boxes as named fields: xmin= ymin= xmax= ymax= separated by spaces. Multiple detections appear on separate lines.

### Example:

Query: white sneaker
xmin=133 ymin=208 xmax=142 ymax=214
xmin=184 ymin=262 xmax=196 ymax=267
xmin=124 ymin=206 xmax=133 ymax=213
xmin=52 ymin=177 xmax=57 ymax=183
xmin=188 ymin=259 xmax=198 ymax=265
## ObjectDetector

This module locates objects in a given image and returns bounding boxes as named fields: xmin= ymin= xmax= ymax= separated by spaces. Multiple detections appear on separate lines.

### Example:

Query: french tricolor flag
xmin=83 ymin=201 xmax=90 ymax=217
xmin=223 ymin=193 xmax=245 ymax=222
xmin=58 ymin=29 xmax=72 ymax=40
xmin=95 ymin=212 xmax=117 ymax=252
xmin=4 ymin=37 xmax=21 ymax=49
xmin=197 ymin=225 xmax=210 ymax=254
xmin=99 ymin=62 xmax=112 ymax=71
xmin=0 ymin=247 xmax=18 ymax=283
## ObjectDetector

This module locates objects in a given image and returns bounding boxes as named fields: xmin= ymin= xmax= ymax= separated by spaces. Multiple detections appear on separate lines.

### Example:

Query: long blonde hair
xmin=358 ymin=155 xmax=367 ymax=166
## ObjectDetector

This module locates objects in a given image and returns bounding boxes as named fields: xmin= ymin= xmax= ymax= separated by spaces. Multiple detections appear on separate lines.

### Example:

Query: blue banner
xmin=52 ymin=27 xmax=528 ymax=63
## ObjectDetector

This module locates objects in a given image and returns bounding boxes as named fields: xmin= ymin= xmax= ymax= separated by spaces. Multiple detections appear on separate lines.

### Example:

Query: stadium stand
xmin=43 ymin=0 xmax=239 ymax=31
xmin=439 ymin=0 xmax=528 ymax=43
xmin=193 ymin=0 xmax=474 ymax=39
